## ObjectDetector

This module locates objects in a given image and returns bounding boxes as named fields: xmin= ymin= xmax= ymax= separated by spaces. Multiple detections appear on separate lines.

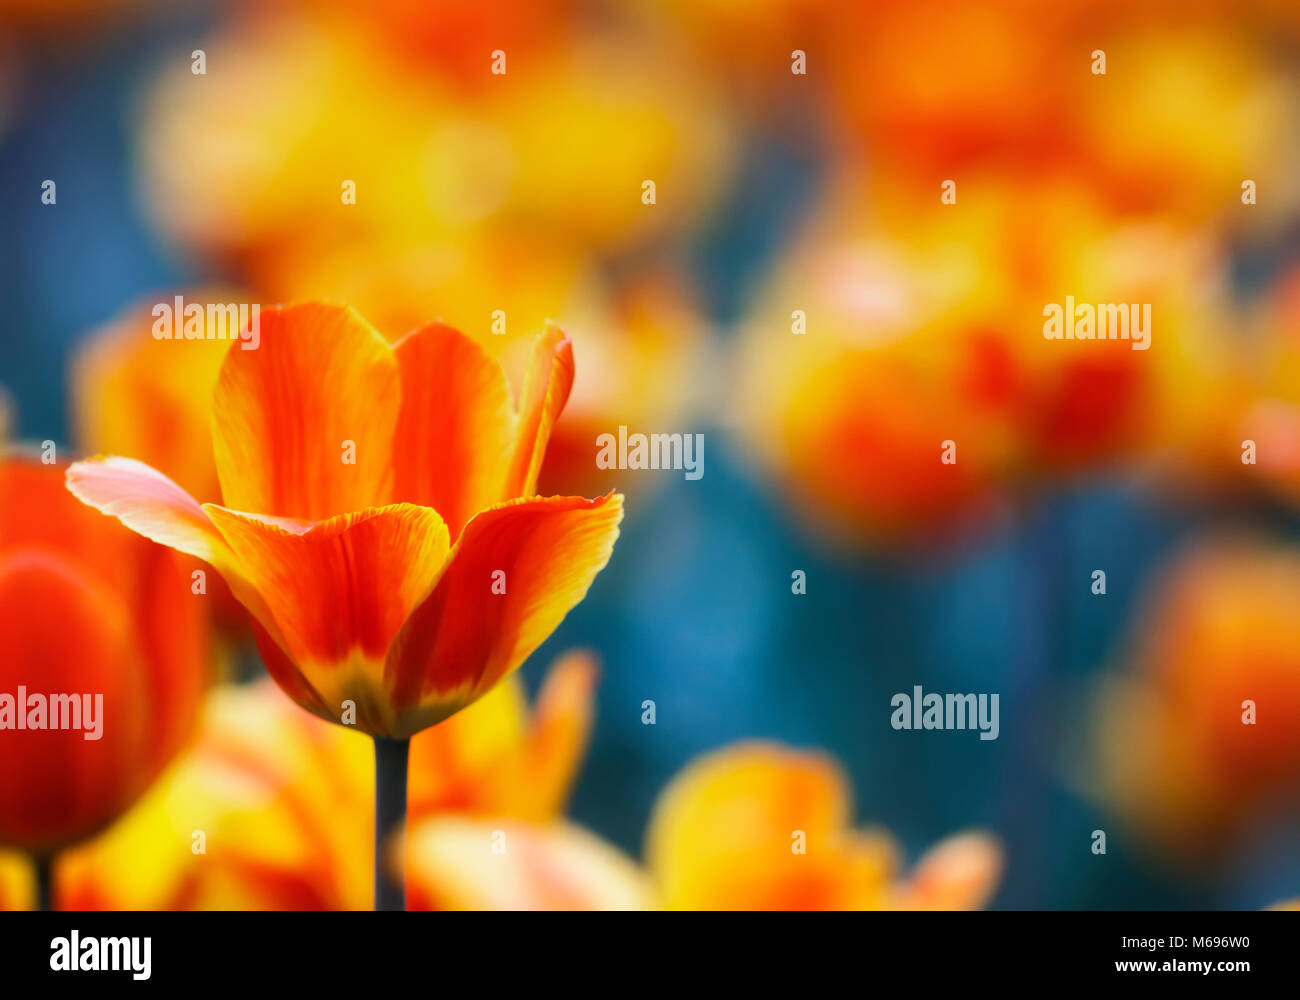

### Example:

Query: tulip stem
xmin=34 ymin=855 xmax=54 ymax=912
xmin=373 ymin=736 xmax=410 ymax=911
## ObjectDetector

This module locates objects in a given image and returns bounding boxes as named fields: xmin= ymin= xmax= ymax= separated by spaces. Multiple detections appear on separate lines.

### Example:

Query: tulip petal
xmin=895 ymin=832 xmax=1003 ymax=910
xmin=384 ymin=493 xmax=622 ymax=735
xmin=503 ymin=323 xmax=574 ymax=498
xmin=507 ymin=650 xmax=598 ymax=820
xmin=65 ymin=457 xmax=282 ymax=643
xmin=645 ymin=741 xmax=870 ymax=910
xmin=404 ymin=817 xmax=653 ymax=911
xmin=391 ymin=322 xmax=517 ymax=539
xmin=212 ymin=302 xmax=401 ymax=521
xmin=204 ymin=503 xmax=451 ymax=733
xmin=66 ymin=456 xmax=233 ymax=569
xmin=0 ymin=551 xmax=144 ymax=853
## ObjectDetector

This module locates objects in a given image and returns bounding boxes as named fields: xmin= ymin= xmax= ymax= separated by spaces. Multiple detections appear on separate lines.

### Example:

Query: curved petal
xmin=503 ymin=322 xmax=574 ymax=498
xmin=894 ymin=832 xmax=1003 ymax=911
xmin=65 ymin=457 xmax=281 ymax=643
xmin=66 ymin=457 xmax=233 ymax=569
xmin=408 ymin=650 xmax=598 ymax=820
xmin=212 ymin=302 xmax=401 ymax=521
xmin=645 ymin=741 xmax=869 ymax=910
xmin=204 ymin=503 xmax=450 ymax=734
xmin=503 ymin=649 xmax=598 ymax=820
xmin=391 ymin=322 xmax=517 ymax=539
xmin=383 ymin=493 xmax=622 ymax=737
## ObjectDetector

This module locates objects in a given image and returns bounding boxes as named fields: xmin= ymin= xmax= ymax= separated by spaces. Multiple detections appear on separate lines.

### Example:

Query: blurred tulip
xmin=9 ymin=652 xmax=597 ymax=910
xmin=68 ymin=302 xmax=622 ymax=739
xmin=72 ymin=294 xmax=251 ymax=640
xmin=0 ymin=454 xmax=209 ymax=866
xmin=733 ymin=211 xmax=1015 ymax=547
xmin=1092 ymin=538 xmax=1300 ymax=857
xmin=645 ymin=742 xmax=1002 ymax=910
xmin=138 ymin=10 xmax=731 ymax=272
xmin=404 ymin=817 xmax=653 ymax=911
xmin=736 ymin=172 xmax=1235 ymax=547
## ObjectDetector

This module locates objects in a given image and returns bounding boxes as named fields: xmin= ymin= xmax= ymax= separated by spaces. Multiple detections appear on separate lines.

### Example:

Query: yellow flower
xmin=645 ymin=742 xmax=1001 ymax=910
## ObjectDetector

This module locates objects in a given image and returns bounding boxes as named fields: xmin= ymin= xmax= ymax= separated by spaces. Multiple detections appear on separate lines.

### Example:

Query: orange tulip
xmin=1091 ymin=538 xmax=1300 ymax=858
xmin=646 ymin=742 xmax=1002 ymax=910
xmin=67 ymin=301 xmax=622 ymax=740
xmin=0 ymin=454 xmax=208 ymax=861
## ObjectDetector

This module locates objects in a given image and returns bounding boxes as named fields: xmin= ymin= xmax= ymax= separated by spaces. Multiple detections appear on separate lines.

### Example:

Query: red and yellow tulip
xmin=68 ymin=301 xmax=622 ymax=740
xmin=0 ymin=453 xmax=209 ymax=856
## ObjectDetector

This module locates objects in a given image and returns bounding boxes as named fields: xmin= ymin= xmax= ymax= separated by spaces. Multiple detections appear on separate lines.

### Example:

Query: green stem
xmin=373 ymin=737 xmax=410 ymax=911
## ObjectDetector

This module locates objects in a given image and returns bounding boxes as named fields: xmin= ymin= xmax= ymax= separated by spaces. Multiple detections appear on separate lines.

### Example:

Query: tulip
xmin=20 ymin=652 xmax=597 ymax=910
xmin=0 ymin=454 xmax=208 ymax=906
xmin=1091 ymin=538 xmax=1300 ymax=859
xmin=66 ymin=302 xmax=623 ymax=907
xmin=646 ymin=741 xmax=1002 ymax=910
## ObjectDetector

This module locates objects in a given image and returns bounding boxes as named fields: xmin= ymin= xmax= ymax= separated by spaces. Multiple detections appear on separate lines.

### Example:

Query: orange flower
xmin=0 ymin=454 xmax=208 ymax=856
xmin=645 ymin=742 xmax=1002 ymax=910
xmin=67 ymin=302 xmax=622 ymax=739
xmin=1091 ymin=537 xmax=1300 ymax=857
